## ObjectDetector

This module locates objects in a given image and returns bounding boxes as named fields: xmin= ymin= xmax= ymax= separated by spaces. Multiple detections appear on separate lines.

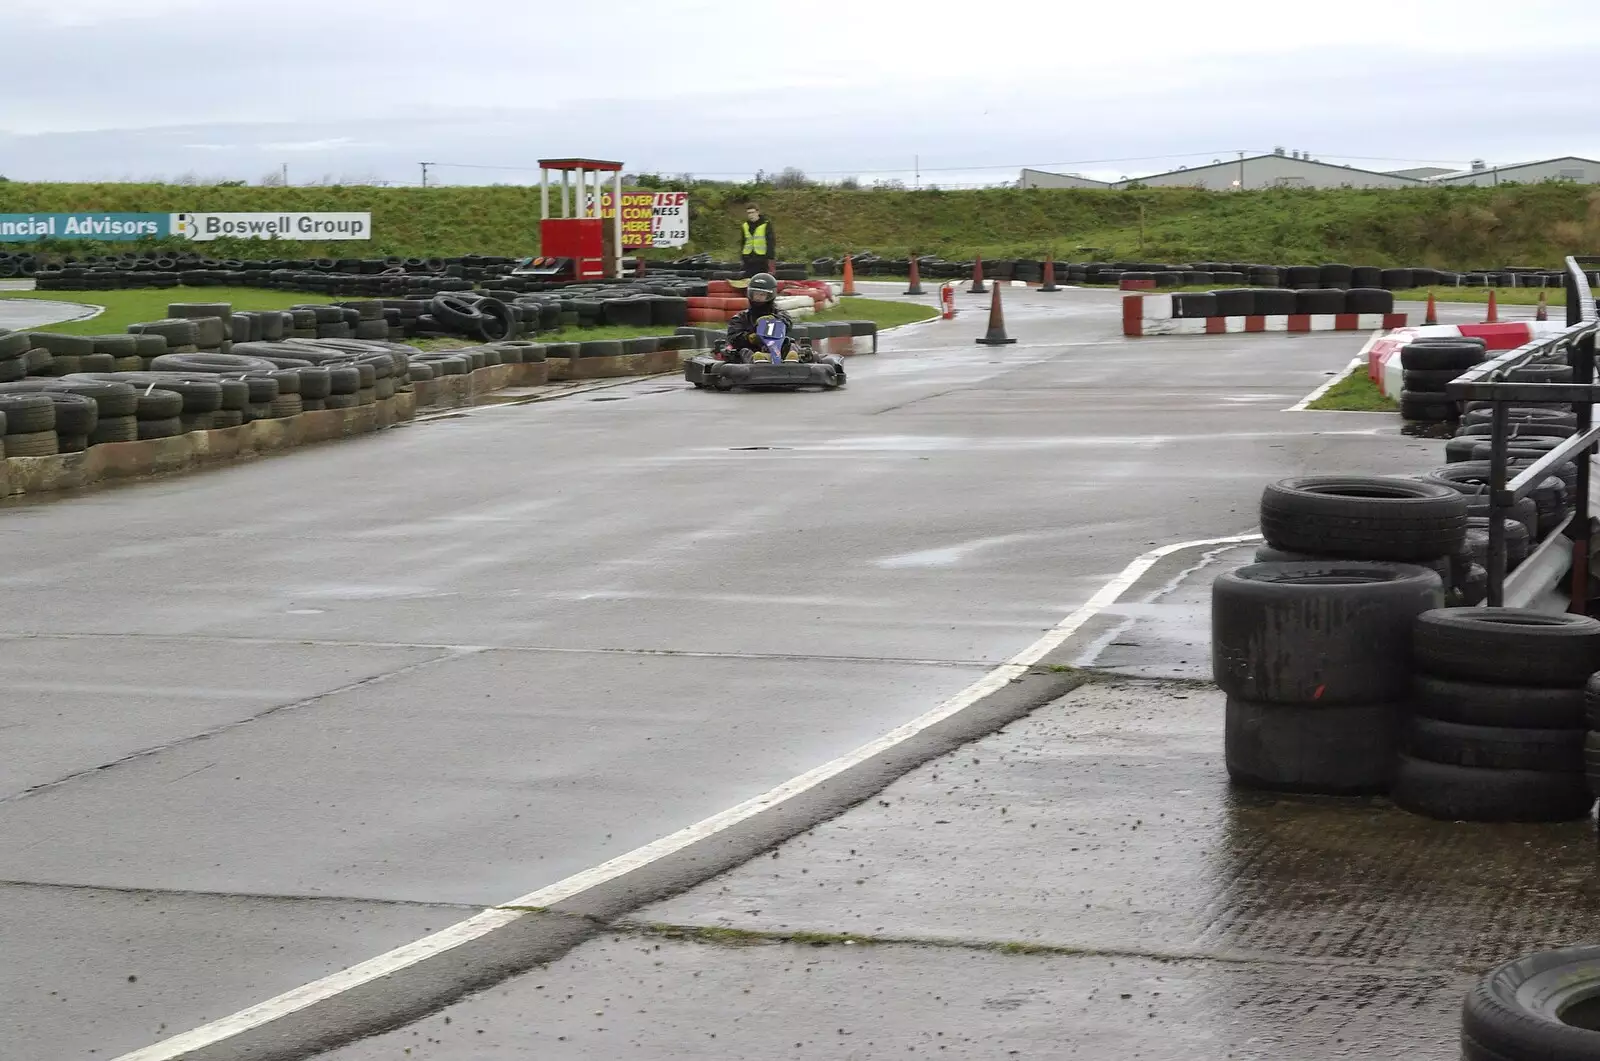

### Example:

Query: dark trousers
xmin=742 ymin=255 xmax=770 ymax=278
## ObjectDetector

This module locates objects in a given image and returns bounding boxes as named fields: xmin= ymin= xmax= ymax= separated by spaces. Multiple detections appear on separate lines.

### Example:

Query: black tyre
xmin=1212 ymin=561 xmax=1443 ymax=705
xmin=1459 ymin=562 xmax=1488 ymax=606
xmin=0 ymin=393 xmax=56 ymax=434
xmin=1463 ymin=407 xmax=1576 ymax=430
xmin=324 ymin=393 xmax=359 ymax=410
xmin=1462 ymin=946 xmax=1600 ymax=1061
xmin=267 ymin=395 xmax=303 ymax=418
xmin=34 ymin=392 xmax=97 ymax=436
xmin=0 ymin=331 xmax=29 ymax=359
xmin=1414 ymin=608 xmax=1600 ymax=687
xmin=212 ymin=409 xmax=245 ymax=429
xmin=1408 ymin=715 xmax=1585 ymax=771
xmin=1399 ymin=393 xmax=1458 ymax=422
xmin=413 ymin=355 xmax=466 ymax=376
xmin=1390 ymin=753 xmax=1592 ymax=822
xmin=25 ymin=332 xmax=95 ymax=356
xmin=5 ymin=430 xmax=58 ymax=457
xmin=133 ymin=389 xmax=184 ymax=420
xmin=1584 ymin=673 xmax=1600 ymax=729
xmin=151 ymin=352 xmax=279 ymax=376
xmin=1224 ymin=697 xmax=1398 ymax=795
xmin=1259 ymin=475 xmax=1468 ymax=561
xmin=89 ymin=416 xmax=139 ymax=445
xmin=137 ymin=417 xmax=182 ymax=440
xmin=1403 ymin=368 xmax=1464 ymax=392
xmin=58 ymin=435 xmax=87 ymax=454
xmin=1400 ymin=340 xmax=1484 ymax=371
xmin=579 ymin=340 xmax=625 ymax=358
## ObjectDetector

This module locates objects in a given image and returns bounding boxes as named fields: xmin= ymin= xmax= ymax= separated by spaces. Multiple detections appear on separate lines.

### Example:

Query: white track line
xmin=113 ymin=531 xmax=1260 ymax=1061
xmin=1285 ymin=354 xmax=1368 ymax=412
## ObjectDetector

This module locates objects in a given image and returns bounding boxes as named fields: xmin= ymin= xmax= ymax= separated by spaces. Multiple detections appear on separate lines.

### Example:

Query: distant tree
xmin=838 ymin=176 xmax=860 ymax=190
xmin=0 ymin=174 xmax=9 ymax=183
xmin=258 ymin=170 xmax=286 ymax=187
xmin=871 ymin=178 xmax=907 ymax=191
xmin=773 ymin=166 xmax=810 ymax=189
xmin=216 ymin=179 xmax=247 ymax=187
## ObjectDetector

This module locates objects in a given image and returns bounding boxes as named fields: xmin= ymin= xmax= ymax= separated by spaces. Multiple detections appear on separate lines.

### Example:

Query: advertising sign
xmin=599 ymin=191 xmax=689 ymax=249
xmin=0 ymin=213 xmax=169 ymax=242
xmin=170 ymin=212 xmax=372 ymax=241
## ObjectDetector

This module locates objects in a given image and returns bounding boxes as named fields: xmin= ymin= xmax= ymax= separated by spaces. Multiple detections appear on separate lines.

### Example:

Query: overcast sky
xmin=1 ymin=0 xmax=1594 ymax=188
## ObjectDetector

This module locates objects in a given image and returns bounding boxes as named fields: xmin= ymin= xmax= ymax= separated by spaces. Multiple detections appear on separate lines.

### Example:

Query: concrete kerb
xmin=0 ymin=348 xmax=680 ymax=501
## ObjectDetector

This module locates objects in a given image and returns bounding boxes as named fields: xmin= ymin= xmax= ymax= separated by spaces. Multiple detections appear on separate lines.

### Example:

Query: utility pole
xmin=1237 ymin=150 xmax=1245 ymax=191
xmin=915 ymin=155 xmax=920 ymax=190
xmin=420 ymin=162 xmax=433 ymax=188
xmin=281 ymin=162 xmax=289 ymax=187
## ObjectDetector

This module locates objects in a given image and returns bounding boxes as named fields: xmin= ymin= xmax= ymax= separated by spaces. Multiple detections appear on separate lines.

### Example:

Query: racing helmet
xmin=747 ymin=272 xmax=778 ymax=305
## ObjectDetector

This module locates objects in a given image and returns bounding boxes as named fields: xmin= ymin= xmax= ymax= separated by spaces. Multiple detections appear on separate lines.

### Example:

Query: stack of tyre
xmin=1396 ymin=336 xmax=1487 ymax=423
xmin=1214 ymin=474 xmax=1468 ymax=794
xmin=1393 ymin=607 xmax=1598 ymax=822
xmin=1254 ymin=475 xmax=1484 ymax=606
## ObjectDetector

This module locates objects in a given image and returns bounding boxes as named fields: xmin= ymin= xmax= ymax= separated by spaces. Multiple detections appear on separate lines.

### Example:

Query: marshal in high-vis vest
xmin=740 ymin=204 xmax=776 ymax=278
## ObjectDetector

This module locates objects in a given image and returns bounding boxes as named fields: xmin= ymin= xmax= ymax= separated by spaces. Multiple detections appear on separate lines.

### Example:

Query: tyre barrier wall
xmin=18 ymin=248 xmax=1599 ymax=293
xmin=1216 ymin=462 xmax=1597 ymax=823
xmin=1358 ymin=322 xmax=1570 ymax=400
xmin=802 ymin=254 xmax=1596 ymax=289
xmin=0 ymin=299 xmax=759 ymax=498
xmin=1122 ymin=291 xmax=1407 ymax=337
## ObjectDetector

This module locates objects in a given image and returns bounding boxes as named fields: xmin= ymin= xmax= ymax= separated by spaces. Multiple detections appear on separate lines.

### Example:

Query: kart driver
xmin=726 ymin=272 xmax=796 ymax=361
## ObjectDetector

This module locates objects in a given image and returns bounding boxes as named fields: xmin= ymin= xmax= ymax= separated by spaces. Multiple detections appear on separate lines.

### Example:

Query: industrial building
xmin=1018 ymin=167 xmax=1113 ymax=190
xmin=1019 ymin=152 xmax=1600 ymax=191
xmin=1432 ymin=156 xmax=1600 ymax=186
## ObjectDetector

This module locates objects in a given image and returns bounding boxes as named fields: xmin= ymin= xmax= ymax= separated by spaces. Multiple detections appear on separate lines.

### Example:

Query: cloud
xmin=0 ymin=0 xmax=1594 ymax=184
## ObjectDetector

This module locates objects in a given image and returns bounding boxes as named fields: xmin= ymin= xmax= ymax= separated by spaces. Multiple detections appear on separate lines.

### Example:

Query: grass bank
xmin=1307 ymin=367 xmax=1397 ymax=412
xmin=0 ymin=287 xmax=339 ymax=334
xmin=2 ymin=181 xmax=1598 ymax=267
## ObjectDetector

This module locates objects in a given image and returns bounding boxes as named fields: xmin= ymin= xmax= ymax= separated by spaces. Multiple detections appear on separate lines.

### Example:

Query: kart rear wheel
xmin=713 ymin=376 xmax=734 ymax=391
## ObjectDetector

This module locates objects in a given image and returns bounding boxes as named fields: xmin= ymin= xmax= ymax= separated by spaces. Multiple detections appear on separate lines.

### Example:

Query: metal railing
xmin=1446 ymin=256 xmax=1600 ymax=608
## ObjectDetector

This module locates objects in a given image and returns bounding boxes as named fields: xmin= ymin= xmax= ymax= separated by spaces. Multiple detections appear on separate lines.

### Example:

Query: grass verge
xmin=1307 ymin=367 xmax=1397 ymax=412
xmin=0 ymin=287 xmax=339 ymax=334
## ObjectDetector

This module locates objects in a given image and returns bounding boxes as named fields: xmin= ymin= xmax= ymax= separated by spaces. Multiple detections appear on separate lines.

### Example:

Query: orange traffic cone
xmin=1039 ymin=253 xmax=1060 ymax=292
xmin=905 ymin=255 xmax=923 ymax=296
xmin=1485 ymin=289 xmax=1499 ymax=324
xmin=1537 ymin=290 xmax=1549 ymax=321
xmin=841 ymin=254 xmax=859 ymax=296
xmin=970 ymin=255 xmax=987 ymax=295
xmin=975 ymin=282 xmax=1016 ymax=345
xmin=1424 ymin=290 xmax=1438 ymax=325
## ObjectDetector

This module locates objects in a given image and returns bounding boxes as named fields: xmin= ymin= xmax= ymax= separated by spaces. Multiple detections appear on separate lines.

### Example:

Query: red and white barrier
xmin=687 ymin=279 xmax=841 ymax=323
xmin=1360 ymin=321 xmax=1571 ymax=398
xmin=1122 ymin=294 xmax=1406 ymax=338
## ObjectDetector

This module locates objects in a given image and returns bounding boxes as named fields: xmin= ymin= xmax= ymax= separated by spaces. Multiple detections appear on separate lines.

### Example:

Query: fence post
xmin=1571 ymin=331 xmax=1595 ymax=613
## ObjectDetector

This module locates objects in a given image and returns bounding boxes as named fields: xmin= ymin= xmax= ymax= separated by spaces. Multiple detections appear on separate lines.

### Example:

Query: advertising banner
xmin=0 ymin=213 xmax=170 ymax=242
xmin=171 ymin=212 xmax=372 ymax=241
xmin=599 ymin=192 xmax=689 ymax=249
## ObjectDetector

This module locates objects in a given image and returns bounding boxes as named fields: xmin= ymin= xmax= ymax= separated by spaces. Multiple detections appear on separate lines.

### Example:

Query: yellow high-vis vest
xmin=741 ymin=220 xmax=769 ymax=256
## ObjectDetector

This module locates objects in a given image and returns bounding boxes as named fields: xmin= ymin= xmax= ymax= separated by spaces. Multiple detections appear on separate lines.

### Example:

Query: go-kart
xmin=686 ymin=316 xmax=846 ymax=392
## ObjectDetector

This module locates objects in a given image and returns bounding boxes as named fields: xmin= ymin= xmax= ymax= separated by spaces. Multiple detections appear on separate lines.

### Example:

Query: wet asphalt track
xmin=0 ymin=285 xmax=1519 ymax=1058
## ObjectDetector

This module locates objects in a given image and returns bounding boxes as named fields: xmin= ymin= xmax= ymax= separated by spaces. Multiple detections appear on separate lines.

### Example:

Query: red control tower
xmin=538 ymin=158 xmax=624 ymax=281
